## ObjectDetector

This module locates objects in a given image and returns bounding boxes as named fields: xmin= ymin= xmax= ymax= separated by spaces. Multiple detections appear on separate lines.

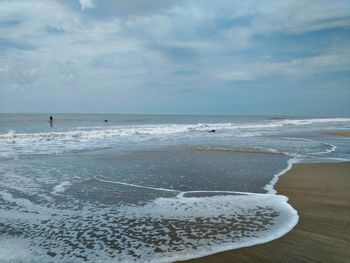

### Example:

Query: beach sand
xmin=178 ymin=162 xmax=350 ymax=263
xmin=326 ymin=131 xmax=350 ymax=137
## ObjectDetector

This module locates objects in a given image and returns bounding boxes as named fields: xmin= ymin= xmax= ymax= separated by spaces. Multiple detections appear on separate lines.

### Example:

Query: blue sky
xmin=0 ymin=0 xmax=349 ymax=115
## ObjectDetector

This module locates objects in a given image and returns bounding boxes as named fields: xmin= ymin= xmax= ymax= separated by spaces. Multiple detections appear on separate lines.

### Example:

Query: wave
xmin=51 ymin=181 xmax=72 ymax=195
xmin=276 ymin=117 xmax=350 ymax=126
xmin=1 ymin=117 xmax=349 ymax=143
xmin=0 ymin=117 xmax=348 ymax=159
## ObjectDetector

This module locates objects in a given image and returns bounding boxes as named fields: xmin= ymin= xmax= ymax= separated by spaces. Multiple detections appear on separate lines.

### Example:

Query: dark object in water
xmin=208 ymin=130 xmax=216 ymax=133
xmin=49 ymin=116 xmax=53 ymax=127
xmin=104 ymin=120 xmax=108 ymax=122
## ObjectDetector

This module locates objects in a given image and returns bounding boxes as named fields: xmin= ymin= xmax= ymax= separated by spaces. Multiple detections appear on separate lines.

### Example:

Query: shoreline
xmin=178 ymin=161 xmax=350 ymax=263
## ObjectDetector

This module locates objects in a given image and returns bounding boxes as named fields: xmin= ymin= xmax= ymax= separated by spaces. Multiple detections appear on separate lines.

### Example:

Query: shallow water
xmin=0 ymin=114 xmax=349 ymax=262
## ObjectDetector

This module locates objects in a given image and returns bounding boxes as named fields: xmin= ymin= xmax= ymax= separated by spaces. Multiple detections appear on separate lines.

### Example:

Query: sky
xmin=0 ymin=0 xmax=350 ymax=115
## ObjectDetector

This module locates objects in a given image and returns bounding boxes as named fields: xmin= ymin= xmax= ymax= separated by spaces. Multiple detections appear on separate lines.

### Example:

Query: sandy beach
xmin=326 ymin=131 xmax=350 ymax=137
xmin=178 ymin=162 xmax=350 ymax=263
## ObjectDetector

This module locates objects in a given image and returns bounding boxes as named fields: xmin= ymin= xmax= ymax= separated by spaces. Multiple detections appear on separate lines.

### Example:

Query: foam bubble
xmin=1 ymin=117 xmax=349 ymax=144
xmin=0 ymin=185 xmax=299 ymax=263
xmin=264 ymin=157 xmax=301 ymax=194
xmin=51 ymin=181 xmax=72 ymax=195
xmin=0 ymin=237 xmax=50 ymax=262
xmin=1 ymin=117 xmax=349 ymax=157
xmin=96 ymin=178 xmax=179 ymax=193
xmin=277 ymin=118 xmax=350 ymax=126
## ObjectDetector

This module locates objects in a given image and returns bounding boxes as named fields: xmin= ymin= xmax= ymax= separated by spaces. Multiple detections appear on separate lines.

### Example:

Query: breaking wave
xmin=0 ymin=117 xmax=348 ymax=158
xmin=1 ymin=117 xmax=349 ymax=143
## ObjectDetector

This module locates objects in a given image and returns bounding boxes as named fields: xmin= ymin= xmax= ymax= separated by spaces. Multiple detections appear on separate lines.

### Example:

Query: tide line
xmin=176 ymin=190 xmax=266 ymax=198
xmin=283 ymin=137 xmax=337 ymax=155
xmin=94 ymin=178 xmax=268 ymax=198
xmin=95 ymin=178 xmax=179 ymax=193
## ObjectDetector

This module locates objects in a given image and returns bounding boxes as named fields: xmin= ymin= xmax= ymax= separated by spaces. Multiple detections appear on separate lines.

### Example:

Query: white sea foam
xmin=0 ymin=237 xmax=51 ymax=263
xmin=262 ymin=136 xmax=340 ymax=195
xmin=1 ymin=117 xmax=349 ymax=145
xmin=277 ymin=117 xmax=350 ymax=126
xmin=95 ymin=178 xmax=261 ymax=196
xmin=0 ymin=188 xmax=299 ymax=263
xmin=280 ymin=137 xmax=337 ymax=155
xmin=0 ymin=191 xmax=37 ymax=210
xmin=264 ymin=157 xmax=301 ymax=194
xmin=51 ymin=181 xmax=72 ymax=195
xmin=148 ymin=194 xmax=298 ymax=263
xmin=96 ymin=178 xmax=179 ymax=193
xmin=0 ymin=117 xmax=346 ymax=159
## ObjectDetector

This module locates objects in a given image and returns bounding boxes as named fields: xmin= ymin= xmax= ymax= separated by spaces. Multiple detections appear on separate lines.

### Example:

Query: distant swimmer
xmin=49 ymin=116 xmax=53 ymax=127
xmin=104 ymin=119 xmax=108 ymax=122
xmin=208 ymin=129 xmax=216 ymax=133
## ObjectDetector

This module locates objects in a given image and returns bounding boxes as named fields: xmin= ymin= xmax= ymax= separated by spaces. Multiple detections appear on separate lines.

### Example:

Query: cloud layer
xmin=0 ymin=0 xmax=349 ymax=114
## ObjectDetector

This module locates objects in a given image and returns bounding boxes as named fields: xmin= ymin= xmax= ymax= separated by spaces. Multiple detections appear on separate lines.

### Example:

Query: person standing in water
xmin=49 ymin=116 xmax=53 ymax=127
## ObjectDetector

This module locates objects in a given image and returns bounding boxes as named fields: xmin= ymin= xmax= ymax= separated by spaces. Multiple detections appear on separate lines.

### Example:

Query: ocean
xmin=0 ymin=114 xmax=349 ymax=262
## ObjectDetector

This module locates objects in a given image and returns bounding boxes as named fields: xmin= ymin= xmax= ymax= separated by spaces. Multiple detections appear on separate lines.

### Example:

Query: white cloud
xmin=215 ymin=48 xmax=350 ymax=81
xmin=0 ymin=0 xmax=349 ymax=113
xmin=250 ymin=0 xmax=350 ymax=34
xmin=79 ymin=0 xmax=94 ymax=11
xmin=216 ymin=71 xmax=253 ymax=81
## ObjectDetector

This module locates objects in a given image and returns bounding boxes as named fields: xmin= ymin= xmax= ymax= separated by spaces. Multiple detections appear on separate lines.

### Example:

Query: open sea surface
xmin=0 ymin=114 xmax=349 ymax=262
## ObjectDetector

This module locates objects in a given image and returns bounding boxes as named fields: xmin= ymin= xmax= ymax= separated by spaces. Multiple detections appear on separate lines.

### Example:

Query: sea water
xmin=0 ymin=114 xmax=349 ymax=262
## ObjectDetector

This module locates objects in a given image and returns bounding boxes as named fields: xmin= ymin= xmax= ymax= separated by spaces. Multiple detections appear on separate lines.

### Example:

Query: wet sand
xmin=326 ymin=131 xmax=350 ymax=137
xmin=178 ymin=162 xmax=350 ymax=263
